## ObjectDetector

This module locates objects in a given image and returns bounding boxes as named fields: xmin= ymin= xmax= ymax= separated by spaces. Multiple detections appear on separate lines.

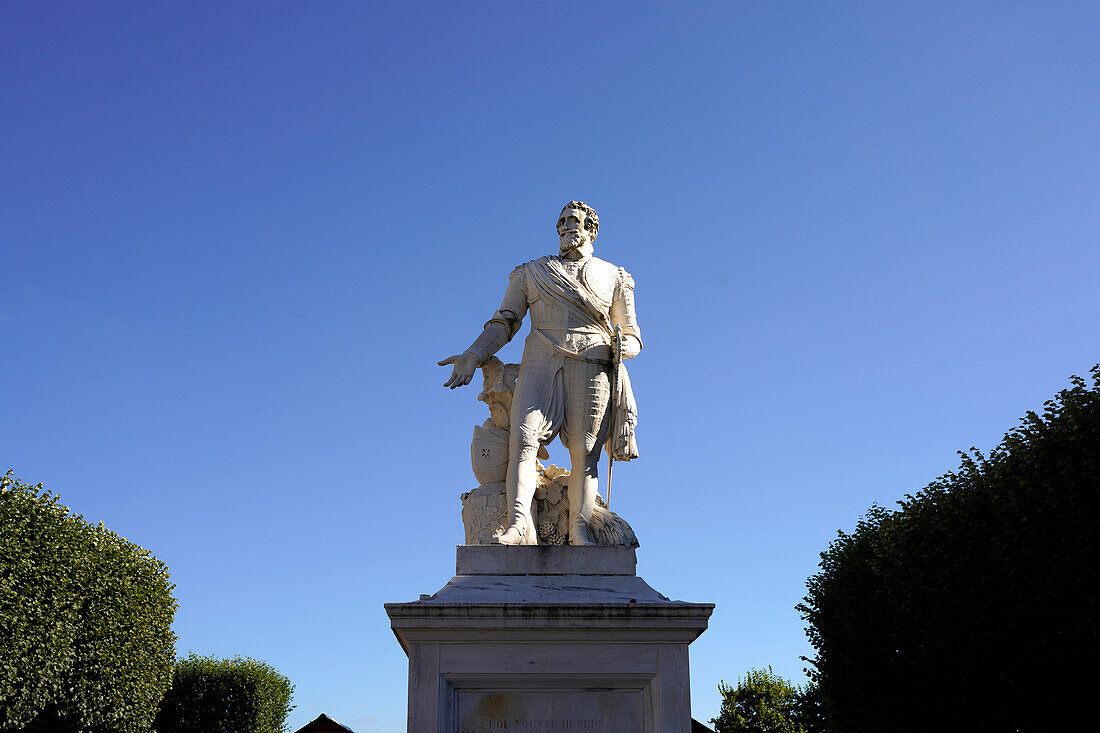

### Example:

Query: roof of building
xmin=293 ymin=713 xmax=355 ymax=733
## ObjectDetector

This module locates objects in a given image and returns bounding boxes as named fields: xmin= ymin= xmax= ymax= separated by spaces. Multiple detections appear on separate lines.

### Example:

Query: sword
xmin=606 ymin=324 xmax=623 ymax=508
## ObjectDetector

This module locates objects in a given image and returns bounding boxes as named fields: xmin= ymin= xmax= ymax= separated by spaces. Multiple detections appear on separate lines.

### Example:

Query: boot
xmin=568 ymin=472 xmax=597 ymax=546
xmin=568 ymin=516 xmax=595 ymax=546
xmin=493 ymin=513 xmax=538 ymax=545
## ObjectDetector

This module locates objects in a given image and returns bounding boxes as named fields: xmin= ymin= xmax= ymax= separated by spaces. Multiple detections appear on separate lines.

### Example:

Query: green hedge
xmin=155 ymin=654 xmax=295 ymax=733
xmin=0 ymin=471 xmax=177 ymax=732
xmin=799 ymin=367 xmax=1099 ymax=732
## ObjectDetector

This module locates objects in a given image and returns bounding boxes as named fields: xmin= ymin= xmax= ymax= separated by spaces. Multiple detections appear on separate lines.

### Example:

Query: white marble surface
xmin=425 ymin=574 xmax=672 ymax=605
xmin=456 ymin=545 xmax=637 ymax=576
xmin=385 ymin=546 xmax=713 ymax=732
xmin=441 ymin=202 xmax=642 ymax=546
xmin=458 ymin=688 xmax=643 ymax=732
xmin=461 ymin=461 xmax=639 ymax=547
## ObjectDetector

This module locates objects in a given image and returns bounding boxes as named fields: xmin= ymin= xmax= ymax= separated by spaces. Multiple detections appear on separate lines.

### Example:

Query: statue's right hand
xmin=438 ymin=353 xmax=479 ymax=389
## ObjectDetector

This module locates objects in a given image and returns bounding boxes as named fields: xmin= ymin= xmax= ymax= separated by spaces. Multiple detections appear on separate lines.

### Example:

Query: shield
xmin=471 ymin=425 xmax=509 ymax=485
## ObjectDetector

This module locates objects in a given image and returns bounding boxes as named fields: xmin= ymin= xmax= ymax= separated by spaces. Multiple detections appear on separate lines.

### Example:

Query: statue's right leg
xmin=495 ymin=365 xmax=564 ymax=546
xmin=496 ymin=437 xmax=540 ymax=545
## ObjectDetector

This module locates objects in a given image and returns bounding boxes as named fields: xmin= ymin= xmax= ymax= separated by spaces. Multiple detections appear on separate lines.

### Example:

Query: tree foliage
xmin=798 ymin=366 xmax=1099 ymax=732
xmin=155 ymin=654 xmax=295 ymax=733
xmin=0 ymin=471 xmax=178 ymax=732
xmin=711 ymin=667 xmax=814 ymax=733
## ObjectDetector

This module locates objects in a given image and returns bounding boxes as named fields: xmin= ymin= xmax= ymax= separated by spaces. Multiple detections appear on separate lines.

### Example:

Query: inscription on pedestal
xmin=458 ymin=690 xmax=642 ymax=732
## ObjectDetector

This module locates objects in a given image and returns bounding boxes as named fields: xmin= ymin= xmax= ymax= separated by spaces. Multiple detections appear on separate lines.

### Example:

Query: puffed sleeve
xmin=485 ymin=264 xmax=529 ymax=339
xmin=610 ymin=267 xmax=642 ymax=358
xmin=465 ymin=264 xmax=530 ymax=364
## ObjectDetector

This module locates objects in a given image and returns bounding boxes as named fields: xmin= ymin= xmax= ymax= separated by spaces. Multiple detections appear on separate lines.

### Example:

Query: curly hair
xmin=558 ymin=201 xmax=599 ymax=236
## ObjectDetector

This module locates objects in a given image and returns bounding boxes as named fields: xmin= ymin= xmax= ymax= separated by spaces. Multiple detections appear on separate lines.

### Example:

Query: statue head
xmin=557 ymin=201 xmax=599 ymax=256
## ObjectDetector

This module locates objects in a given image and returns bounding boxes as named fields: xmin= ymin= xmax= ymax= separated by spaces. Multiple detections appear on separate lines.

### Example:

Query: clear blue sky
xmin=3 ymin=2 xmax=1098 ymax=730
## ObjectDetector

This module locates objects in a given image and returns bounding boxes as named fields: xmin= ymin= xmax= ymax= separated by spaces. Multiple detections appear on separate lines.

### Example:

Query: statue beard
xmin=559 ymin=233 xmax=585 ymax=254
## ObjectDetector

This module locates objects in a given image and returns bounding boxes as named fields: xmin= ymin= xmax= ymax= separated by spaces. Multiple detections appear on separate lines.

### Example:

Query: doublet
xmin=485 ymin=255 xmax=642 ymax=363
xmin=468 ymin=254 xmax=641 ymax=458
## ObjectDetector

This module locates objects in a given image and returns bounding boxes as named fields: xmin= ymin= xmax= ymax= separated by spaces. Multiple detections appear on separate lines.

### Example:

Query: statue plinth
xmin=385 ymin=546 xmax=713 ymax=732
xmin=455 ymin=545 xmax=637 ymax=576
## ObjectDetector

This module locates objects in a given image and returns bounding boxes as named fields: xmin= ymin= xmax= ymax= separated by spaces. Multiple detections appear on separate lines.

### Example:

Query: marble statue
xmin=461 ymin=357 xmax=638 ymax=547
xmin=440 ymin=201 xmax=641 ymax=546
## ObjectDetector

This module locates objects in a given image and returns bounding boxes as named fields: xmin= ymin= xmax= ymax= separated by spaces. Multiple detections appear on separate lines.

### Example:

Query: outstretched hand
xmin=438 ymin=353 xmax=479 ymax=389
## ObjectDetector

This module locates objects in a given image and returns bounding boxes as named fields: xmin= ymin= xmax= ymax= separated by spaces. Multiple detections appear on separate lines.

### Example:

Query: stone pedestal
xmin=385 ymin=546 xmax=713 ymax=732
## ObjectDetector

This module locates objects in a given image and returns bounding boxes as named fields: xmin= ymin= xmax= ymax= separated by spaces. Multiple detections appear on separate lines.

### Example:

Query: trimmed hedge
xmin=0 ymin=471 xmax=177 ymax=732
xmin=155 ymin=654 xmax=295 ymax=733
xmin=799 ymin=367 xmax=1099 ymax=732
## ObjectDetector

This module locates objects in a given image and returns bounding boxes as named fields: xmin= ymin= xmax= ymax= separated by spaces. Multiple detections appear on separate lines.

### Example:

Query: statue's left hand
xmin=438 ymin=353 xmax=479 ymax=389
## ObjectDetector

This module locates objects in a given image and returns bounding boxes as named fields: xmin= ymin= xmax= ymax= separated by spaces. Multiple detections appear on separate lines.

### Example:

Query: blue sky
xmin=3 ymin=2 xmax=1098 ymax=729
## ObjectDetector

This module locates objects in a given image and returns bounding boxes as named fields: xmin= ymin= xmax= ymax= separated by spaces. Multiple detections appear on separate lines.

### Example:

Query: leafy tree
xmin=711 ymin=667 xmax=812 ymax=733
xmin=155 ymin=654 xmax=295 ymax=733
xmin=0 ymin=471 xmax=177 ymax=732
xmin=799 ymin=367 xmax=1099 ymax=732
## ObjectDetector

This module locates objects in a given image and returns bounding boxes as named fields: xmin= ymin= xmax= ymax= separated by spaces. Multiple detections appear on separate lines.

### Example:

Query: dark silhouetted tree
xmin=799 ymin=367 xmax=1099 ymax=732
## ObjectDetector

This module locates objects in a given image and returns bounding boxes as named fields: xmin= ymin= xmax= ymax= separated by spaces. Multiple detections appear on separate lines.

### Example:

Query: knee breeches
xmin=508 ymin=354 xmax=611 ymax=458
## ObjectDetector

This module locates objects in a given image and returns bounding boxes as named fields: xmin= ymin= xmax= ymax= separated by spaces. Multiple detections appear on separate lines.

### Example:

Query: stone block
xmin=456 ymin=545 xmax=637 ymax=576
xmin=386 ymin=547 xmax=713 ymax=732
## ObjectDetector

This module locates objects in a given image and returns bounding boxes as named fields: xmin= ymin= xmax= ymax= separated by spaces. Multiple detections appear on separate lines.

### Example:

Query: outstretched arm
xmin=438 ymin=315 xmax=517 ymax=388
xmin=438 ymin=352 xmax=480 ymax=389
xmin=439 ymin=267 xmax=528 ymax=388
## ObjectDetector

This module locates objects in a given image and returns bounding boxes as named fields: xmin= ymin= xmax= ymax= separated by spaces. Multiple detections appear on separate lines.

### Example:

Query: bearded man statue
xmin=440 ymin=201 xmax=641 ymax=545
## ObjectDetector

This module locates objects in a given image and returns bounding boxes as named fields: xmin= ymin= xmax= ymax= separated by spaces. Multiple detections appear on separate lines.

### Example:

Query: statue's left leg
xmin=566 ymin=442 xmax=602 ymax=546
xmin=563 ymin=360 xmax=612 ymax=546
